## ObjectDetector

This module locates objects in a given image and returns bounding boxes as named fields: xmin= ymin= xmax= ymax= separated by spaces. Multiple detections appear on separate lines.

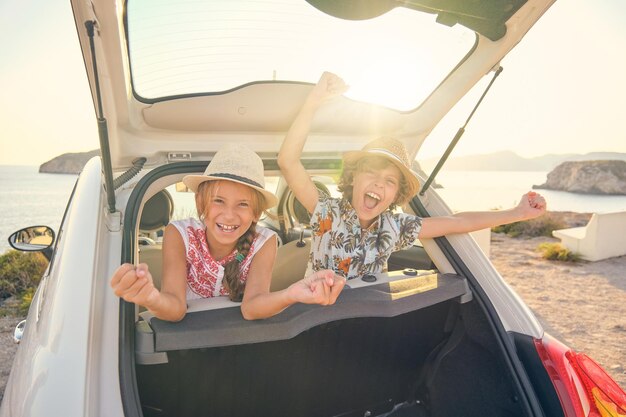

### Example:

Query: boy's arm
xmin=278 ymin=72 xmax=348 ymax=213
xmin=278 ymin=98 xmax=321 ymax=213
xmin=241 ymin=235 xmax=346 ymax=320
xmin=418 ymin=191 xmax=547 ymax=239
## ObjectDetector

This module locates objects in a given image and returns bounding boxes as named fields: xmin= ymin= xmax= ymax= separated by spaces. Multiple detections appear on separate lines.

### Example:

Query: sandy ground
xmin=1 ymin=212 xmax=625 ymax=402
xmin=490 ymin=233 xmax=626 ymax=389
xmin=0 ymin=314 xmax=22 ymax=403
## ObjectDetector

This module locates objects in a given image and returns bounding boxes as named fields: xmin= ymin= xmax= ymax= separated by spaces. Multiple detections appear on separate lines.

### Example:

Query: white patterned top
xmin=171 ymin=218 xmax=276 ymax=300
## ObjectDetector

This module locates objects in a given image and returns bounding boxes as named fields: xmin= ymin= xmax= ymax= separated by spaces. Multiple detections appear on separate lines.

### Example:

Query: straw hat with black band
xmin=183 ymin=144 xmax=278 ymax=211
xmin=343 ymin=137 xmax=421 ymax=197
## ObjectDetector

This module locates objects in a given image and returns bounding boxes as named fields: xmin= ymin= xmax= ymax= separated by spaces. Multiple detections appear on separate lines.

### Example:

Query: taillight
xmin=535 ymin=334 xmax=626 ymax=417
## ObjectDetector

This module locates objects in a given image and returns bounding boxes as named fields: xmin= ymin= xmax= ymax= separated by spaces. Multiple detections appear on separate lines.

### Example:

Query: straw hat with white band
xmin=183 ymin=144 xmax=278 ymax=211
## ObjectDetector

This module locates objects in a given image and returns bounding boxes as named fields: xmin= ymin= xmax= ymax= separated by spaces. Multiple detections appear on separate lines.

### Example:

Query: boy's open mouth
xmin=217 ymin=223 xmax=240 ymax=233
xmin=364 ymin=192 xmax=381 ymax=209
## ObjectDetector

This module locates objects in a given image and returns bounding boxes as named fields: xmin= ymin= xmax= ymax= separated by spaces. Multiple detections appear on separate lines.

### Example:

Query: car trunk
xmin=134 ymin=283 xmax=531 ymax=417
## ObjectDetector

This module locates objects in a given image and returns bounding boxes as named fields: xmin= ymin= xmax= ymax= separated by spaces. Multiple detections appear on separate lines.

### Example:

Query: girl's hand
xmin=517 ymin=191 xmax=547 ymax=220
xmin=110 ymin=263 xmax=160 ymax=308
xmin=288 ymin=269 xmax=346 ymax=306
xmin=305 ymin=71 xmax=349 ymax=108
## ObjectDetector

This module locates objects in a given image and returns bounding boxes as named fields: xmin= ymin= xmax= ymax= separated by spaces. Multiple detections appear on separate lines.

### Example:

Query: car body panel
xmin=1 ymin=158 xmax=107 ymax=417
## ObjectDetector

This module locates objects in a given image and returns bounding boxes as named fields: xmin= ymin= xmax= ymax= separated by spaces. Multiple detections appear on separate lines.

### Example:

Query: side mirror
xmin=8 ymin=226 xmax=55 ymax=259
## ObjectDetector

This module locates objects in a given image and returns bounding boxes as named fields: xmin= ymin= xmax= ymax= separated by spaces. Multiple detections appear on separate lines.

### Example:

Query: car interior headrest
xmin=140 ymin=189 xmax=174 ymax=232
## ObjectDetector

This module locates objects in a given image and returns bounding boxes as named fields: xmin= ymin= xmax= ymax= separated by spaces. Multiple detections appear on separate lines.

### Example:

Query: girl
xmin=278 ymin=72 xmax=547 ymax=279
xmin=111 ymin=144 xmax=345 ymax=321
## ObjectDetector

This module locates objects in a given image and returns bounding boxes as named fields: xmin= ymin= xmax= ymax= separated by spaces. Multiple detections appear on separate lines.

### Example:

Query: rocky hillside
xmin=39 ymin=150 xmax=100 ymax=174
xmin=533 ymin=160 xmax=626 ymax=195
xmin=421 ymin=151 xmax=626 ymax=172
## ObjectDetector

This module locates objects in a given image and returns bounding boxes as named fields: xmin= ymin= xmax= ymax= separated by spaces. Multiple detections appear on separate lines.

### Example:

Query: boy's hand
xmin=517 ymin=191 xmax=547 ymax=220
xmin=110 ymin=263 xmax=160 ymax=308
xmin=288 ymin=269 xmax=346 ymax=306
xmin=305 ymin=71 xmax=349 ymax=107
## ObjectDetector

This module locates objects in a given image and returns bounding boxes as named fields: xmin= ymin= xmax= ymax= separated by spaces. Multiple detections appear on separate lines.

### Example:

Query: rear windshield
xmin=126 ymin=0 xmax=475 ymax=111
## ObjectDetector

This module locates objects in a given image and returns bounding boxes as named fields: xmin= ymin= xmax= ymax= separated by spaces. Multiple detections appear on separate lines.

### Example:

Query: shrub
xmin=492 ymin=214 xmax=566 ymax=238
xmin=19 ymin=287 xmax=36 ymax=315
xmin=537 ymin=242 xmax=581 ymax=262
xmin=0 ymin=250 xmax=47 ymax=301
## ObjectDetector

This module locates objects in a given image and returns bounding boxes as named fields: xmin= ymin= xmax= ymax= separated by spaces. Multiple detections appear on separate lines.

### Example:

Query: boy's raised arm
xmin=278 ymin=72 xmax=348 ymax=213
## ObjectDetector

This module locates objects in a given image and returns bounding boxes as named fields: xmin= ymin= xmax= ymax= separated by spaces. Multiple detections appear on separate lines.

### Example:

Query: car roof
xmin=70 ymin=0 xmax=555 ymax=171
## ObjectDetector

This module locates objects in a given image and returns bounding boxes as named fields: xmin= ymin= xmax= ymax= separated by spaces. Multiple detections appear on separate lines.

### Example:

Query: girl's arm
xmin=418 ymin=191 xmax=547 ymax=239
xmin=110 ymin=225 xmax=189 ymax=322
xmin=152 ymin=225 xmax=191 ymax=321
xmin=278 ymin=72 xmax=348 ymax=213
xmin=241 ymin=235 xmax=346 ymax=320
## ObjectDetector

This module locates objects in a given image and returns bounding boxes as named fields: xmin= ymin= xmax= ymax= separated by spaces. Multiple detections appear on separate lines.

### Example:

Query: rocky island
xmin=39 ymin=150 xmax=100 ymax=174
xmin=534 ymin=160 xmax=626 ymax=195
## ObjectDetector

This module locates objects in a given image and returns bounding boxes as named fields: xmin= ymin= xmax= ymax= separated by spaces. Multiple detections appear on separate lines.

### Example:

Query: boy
xmin=278 ymin=72 xmax=546 ymax=279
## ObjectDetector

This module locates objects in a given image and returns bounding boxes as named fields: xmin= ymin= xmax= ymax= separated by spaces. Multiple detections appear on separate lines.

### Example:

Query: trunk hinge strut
xmin=85 ymin=20 xmax=117 ymax=213
xmin=420 ymin=66 xmax=504 ymax=196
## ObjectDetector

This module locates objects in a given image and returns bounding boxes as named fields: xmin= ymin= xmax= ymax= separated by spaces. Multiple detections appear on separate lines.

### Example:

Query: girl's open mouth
xmin=217 ymin=223 xmax=240 ymax=233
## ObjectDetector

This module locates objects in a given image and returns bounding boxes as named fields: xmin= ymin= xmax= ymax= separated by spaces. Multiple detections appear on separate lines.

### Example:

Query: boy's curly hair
xmin=337 ymin=155 xmax=413 ymax=211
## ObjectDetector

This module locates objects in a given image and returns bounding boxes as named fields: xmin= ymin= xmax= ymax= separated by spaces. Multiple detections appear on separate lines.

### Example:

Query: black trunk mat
xmin=138 ymin=302 xmax=451 ymax=417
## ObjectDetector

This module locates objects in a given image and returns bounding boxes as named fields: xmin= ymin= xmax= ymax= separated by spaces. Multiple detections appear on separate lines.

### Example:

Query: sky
xmin=0 ymin=0 xmax=625 ymax=166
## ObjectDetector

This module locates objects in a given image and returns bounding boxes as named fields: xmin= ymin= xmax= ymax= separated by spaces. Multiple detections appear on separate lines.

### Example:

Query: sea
xmin=2 ymin=166 xmax=626 ymax=255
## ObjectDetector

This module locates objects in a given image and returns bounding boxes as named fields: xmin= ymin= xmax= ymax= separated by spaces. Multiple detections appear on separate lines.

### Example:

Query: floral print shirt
xmin=307 ymin=196 xmax=422 ymax=280
xmin=171 ymin=218 xmax=276 ymax=300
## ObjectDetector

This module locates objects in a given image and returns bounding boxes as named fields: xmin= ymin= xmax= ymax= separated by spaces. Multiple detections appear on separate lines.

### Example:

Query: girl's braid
xmin=222 ymin=223 xmax=257 ymax=301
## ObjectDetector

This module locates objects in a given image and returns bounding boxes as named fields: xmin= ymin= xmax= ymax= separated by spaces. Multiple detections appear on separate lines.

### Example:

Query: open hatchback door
xmin=4 ymin=1 xmax=624 ymax=417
